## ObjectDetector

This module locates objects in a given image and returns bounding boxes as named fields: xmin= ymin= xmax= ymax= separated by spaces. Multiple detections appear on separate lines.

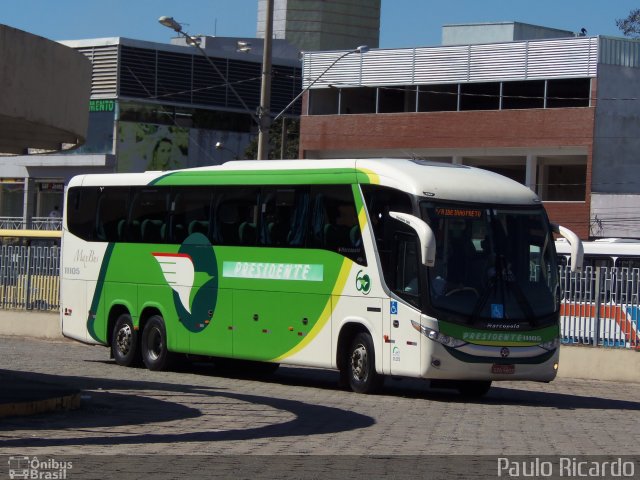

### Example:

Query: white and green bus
xmin=61 ymin=159 xmax=583 ymax=396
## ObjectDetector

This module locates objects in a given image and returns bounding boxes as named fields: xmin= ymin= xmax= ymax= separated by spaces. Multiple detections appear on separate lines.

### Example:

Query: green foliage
xmin=244 ymin=118 xmax=300 ymax=160
xmin=616 ymin=8 xmax=640 ymax=38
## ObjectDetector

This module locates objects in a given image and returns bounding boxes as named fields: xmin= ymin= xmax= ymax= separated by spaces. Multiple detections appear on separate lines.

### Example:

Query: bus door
xmin=386 ymin=233 xmax=423 ymax=377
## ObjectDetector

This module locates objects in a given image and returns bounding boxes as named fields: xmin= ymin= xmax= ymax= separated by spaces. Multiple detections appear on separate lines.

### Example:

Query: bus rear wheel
xmin=111 ymin=313 xmax=140 ymax=367
xmin=346 ymin=332 xmax=383 ymax=394
xmin=141 ymin=315 xmax=173 ymax=371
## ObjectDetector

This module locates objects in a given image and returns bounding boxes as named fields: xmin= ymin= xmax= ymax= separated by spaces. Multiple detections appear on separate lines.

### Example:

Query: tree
xmin=244 ymin=118 xmax=300 ymax=160
xmin=616 ymin=8 xmax=640 ymax=38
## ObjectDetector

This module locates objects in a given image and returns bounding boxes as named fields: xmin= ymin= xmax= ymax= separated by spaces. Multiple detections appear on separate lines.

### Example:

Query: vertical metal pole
xmin=257 ymin=0 xmax=274 ymax=160
xmin=22 ymin=177 xmax=34 ymax=229
xmin=25 ymin=246 xmax=32 ymax=310
xmin=594 ymin=267 xmax=601 ymax=347
xmin=280 ymin=117 xmax=286 ymax=159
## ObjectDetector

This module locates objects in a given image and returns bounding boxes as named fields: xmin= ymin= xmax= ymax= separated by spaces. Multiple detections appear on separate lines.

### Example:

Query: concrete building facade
xmin=298 ymin=34 xmax=640 ymax=239
xmin=0 ymin=35 xmax=301 ymax=227
xmin=441 ymin=21 xmax=576 ymax=46
xmin=0 ymin=25 xmax=91 ymax=155
xmin=257 ymin=0 xmax=380 ymax=51
xmin=0 ymin=25 xmax=92 ymax=226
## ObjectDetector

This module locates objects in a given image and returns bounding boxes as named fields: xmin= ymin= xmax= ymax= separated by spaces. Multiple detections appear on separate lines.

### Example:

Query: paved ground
xmin=1 ymin=336 xmax=639 ymax=478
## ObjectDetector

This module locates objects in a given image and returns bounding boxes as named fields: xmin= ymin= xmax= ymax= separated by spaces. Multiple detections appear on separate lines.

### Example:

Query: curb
xmin=0 ymin=392 xmax=81 ymax=418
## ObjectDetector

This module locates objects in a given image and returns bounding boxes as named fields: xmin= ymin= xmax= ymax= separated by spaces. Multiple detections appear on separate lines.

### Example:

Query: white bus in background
xmin=556 ymin=238 xmax=640 ymax=270
xmin=556 ymin=238 xmax=640 ymax=349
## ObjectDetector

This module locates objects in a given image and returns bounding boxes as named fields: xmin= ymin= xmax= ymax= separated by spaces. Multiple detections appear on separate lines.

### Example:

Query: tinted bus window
xmin=213 ymin=187 xmax=260 ymax=246
xmin=67 ymin=187 xmax=98 ymax=240
xmin=128 ymin=188 xmax=170 ymax=243
xmin=171 ymin=188 xmax=213 ymax=243
xmin=309 ymin=185 xmax=366 ymax=265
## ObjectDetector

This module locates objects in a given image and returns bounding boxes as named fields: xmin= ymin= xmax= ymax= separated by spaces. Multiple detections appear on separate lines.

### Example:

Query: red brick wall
xmin=299 ymin=107 xmax=595 ymax=238
xmin=544 ymin=202 xmax=591 ymax=239
xmin=300 ymin=109 xmax=595 ymax=151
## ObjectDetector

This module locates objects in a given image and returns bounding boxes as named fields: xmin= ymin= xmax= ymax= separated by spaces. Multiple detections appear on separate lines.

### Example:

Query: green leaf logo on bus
xmin=356 ymin=270 xmax=371 ymax=295
xmin=152 ymin=233 xmax=218 ymax=333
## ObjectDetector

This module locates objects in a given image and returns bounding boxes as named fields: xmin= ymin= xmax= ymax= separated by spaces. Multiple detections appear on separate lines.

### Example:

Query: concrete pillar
xmin=525 ymin=154 xmax=537 ymax=193
xmin=22 ymin=177 xmax=35 ymax=229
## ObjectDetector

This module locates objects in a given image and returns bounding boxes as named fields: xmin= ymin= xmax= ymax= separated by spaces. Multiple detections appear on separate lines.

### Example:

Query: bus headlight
xmin=411 ymin=320 xmax=466 ymax=348
xmin=540 ymin=338 xmax=559 ymax=351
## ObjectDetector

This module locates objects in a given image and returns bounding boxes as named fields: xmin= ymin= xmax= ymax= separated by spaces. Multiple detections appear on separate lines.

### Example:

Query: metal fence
xmin=0 ymin=246 xmax=638 ymax=349
xmin=0 ymin=216 xmax=62 ymax=231
xmin=559 ymin=266 xmax=640 ymax=349
xmin=0 ymin=244 xmax=60 ymax=311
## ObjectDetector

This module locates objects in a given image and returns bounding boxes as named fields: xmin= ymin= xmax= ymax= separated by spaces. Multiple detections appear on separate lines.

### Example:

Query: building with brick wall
xmin=298 ymin=29 xmax=640 ymax=240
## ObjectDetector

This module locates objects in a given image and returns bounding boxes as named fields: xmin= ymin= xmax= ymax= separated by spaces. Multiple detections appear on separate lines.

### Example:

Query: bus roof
xmin=556 ymin=238 xmax=640 ymax=257
xmin=68 ymin=158 xmax=540 ymax=205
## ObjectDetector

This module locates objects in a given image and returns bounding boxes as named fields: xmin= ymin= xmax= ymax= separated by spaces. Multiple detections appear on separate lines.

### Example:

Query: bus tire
xmin=346 ymin=332 xmax=383 ymax=394
xmin=457 ymin=380 xmax=492 ymax=398
xmin=111 ymin=313 xmax=140 ymax=367
xmin=141 ymin=315 xmax=173 ymax=371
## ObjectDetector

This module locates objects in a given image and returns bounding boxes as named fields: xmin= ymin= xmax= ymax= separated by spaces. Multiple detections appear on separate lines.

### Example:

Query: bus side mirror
xmin=389 ymin=211 xmax=436 ymax=267
xmin=551 ymin=224 xmax=583 ymax=272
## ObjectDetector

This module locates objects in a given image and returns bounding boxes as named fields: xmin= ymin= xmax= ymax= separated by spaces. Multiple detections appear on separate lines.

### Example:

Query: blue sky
xmin=2 ymin=0 xmax=638 ymax=48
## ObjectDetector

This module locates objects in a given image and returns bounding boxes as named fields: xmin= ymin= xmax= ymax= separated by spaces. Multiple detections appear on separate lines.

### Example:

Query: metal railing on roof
xmin=303 ymin=36 xmax=600 ymax=89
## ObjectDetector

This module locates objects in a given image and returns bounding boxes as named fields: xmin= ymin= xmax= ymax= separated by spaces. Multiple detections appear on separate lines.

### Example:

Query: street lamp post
xmin=215 ymin=141 xmax=238 ymax=160
xmin=257 ymin=0 xmax=274 ymax=160
xmin=273 ymin=45 xmax=369 ymax=123
xmin=160 ymin=15 xmax=369 ymax=161
xmin=158 ymin=16 xmax=259 ymax=127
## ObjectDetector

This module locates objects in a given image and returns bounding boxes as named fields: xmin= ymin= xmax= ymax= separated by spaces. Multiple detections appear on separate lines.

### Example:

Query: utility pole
xmin=257 ymin=0 xmax=274 ymax=160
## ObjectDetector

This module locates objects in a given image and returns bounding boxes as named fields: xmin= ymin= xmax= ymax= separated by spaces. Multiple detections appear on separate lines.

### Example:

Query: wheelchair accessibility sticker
xmin=390 ymin=301 xmax=398 ymax=315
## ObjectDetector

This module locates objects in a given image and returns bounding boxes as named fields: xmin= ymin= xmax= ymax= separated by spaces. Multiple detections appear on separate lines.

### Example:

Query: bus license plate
xmin=492 ymin=364 xmax=515 ymax=374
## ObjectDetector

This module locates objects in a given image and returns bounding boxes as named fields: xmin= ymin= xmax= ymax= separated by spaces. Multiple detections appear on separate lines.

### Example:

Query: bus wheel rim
xmin=351 ymin=344 xmax=368 ymax=381
xmin=115 ymin=324 xmax=132 ymax=355
xmin=148 ymin=327 xmax=163 ymax=361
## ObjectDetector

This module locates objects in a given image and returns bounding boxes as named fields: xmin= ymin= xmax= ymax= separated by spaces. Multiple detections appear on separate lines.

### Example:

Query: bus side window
xmin=171 ymin=188 xmax=213 ymax=243
xmin=310 ymin=185 xmax=366 ymax=265
xmin=617 ymin=257 xmax=640 ymax=270
xmin=259 ymin=187 xmax=306 ymax=247
xmin=95 ymin=188 xmax=129 ymax=242
xmin=67 ymin=187 xmax=98 ymax=241
xmin=128 ymin=188 xmax=170 ymax=243
xmin=393 ymin=234 xmax=421 ymax=308
xmin=213 ymin=187 xmax=260 ymax=246
xmin=361 ymin=185 xmax=413 ymax=274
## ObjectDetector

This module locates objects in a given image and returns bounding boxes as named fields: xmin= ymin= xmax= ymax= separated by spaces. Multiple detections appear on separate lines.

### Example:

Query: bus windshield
xmin=420 ymin=202 xmax=559 ymax=325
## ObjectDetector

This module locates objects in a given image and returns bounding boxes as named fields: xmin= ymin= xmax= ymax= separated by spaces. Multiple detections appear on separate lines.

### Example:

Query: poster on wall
xmin=117 ymin=122 xmax=189 ymax=172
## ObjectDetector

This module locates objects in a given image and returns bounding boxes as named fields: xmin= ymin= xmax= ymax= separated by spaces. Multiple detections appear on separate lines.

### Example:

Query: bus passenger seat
xmin=188 ymin=220 xmax=209 ymax=236
xmin=172 ymin=223 xmax=186 ymax=243
xmin=324 ymin=224 xmax=352 ymax=250
xmin=141 ymin=219 xmax=164 ymax=243
xmin=117 ymin=219 xmax=127 ymax=241
xmin=239 ymin=222 xmax=257 ymax=245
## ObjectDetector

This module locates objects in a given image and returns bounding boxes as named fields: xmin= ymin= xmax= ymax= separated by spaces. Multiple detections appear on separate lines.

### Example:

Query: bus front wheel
xmin=141 ymin=315 xmax=173 ymax=371
xmin=346 ymin=332 xmax=383 ymax=394
xmin=111 ymin=313 xmax=140 ymax=367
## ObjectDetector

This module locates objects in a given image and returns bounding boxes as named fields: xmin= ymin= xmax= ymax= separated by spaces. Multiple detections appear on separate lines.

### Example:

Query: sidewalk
xmin=0 ymin=369 xmax=81 ymax=418
xmin=0 ymin=310 xmax=639 ymax=418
